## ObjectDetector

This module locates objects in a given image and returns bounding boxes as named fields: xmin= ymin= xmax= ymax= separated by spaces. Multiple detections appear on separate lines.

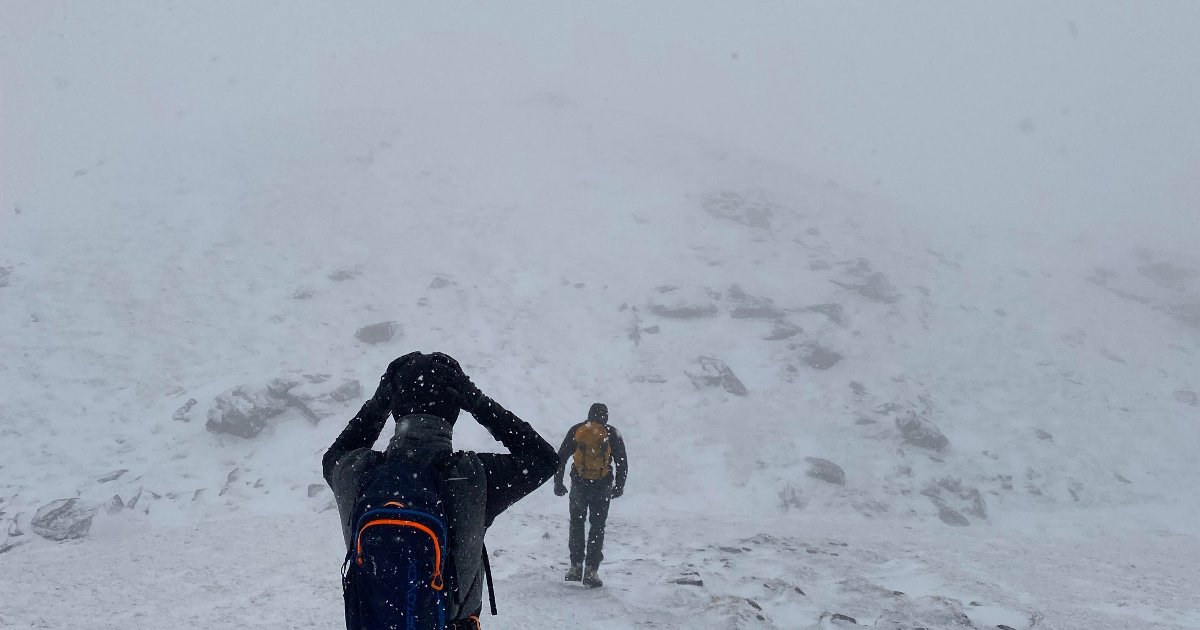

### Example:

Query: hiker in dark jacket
xmin=553 ymin=402 xmax=628 ymax=588
xmin=323 ymin=351 xmax=558 ymax=629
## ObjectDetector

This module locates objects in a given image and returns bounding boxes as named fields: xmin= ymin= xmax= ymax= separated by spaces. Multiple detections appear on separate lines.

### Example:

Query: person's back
xmin=553 ymin=402 xmax=628 ymax=587
xmin=323 ymin=351 xmax=558 ymax=629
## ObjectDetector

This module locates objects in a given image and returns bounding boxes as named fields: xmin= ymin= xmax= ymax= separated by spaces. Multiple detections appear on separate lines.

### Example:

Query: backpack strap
xmin=481 ymin=542 xmax=498 ymax=616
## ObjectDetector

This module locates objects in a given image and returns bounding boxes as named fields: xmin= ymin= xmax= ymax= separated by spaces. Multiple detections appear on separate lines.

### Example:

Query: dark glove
xmin=446 ymin=373 xmax=485 ymax=415
xmin=611 ymin=486 xmax=624 ymax=499
xmin=554 ymin=481 xmax=568 ymax=497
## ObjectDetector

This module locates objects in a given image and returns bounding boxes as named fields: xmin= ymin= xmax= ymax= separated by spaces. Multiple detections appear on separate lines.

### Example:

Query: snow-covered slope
xmin=3 ymin=4 xmax=1199 ymax=629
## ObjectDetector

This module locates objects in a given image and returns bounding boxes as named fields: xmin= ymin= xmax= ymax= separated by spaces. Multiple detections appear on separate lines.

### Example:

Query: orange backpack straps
xmin=571 ymin=422 xmax=612 ymax=480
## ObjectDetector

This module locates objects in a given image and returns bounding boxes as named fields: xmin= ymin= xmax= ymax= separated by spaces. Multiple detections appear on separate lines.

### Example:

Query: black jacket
xmin=322 ymin=383 xmax=557 ymax=619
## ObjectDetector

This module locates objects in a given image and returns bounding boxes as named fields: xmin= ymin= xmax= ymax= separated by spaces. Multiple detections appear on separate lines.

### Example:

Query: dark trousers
xmin=568 ymin=476 xmax=612 ymax=568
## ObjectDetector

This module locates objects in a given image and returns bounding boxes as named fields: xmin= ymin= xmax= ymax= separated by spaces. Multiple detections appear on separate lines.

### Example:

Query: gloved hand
xmin=554 ymin=481 xmax=568 ymax=497
xmin=446 ymin=373 xmax=485 ymax=415
xmin=611 ymin=486 xmax=624 ymax=499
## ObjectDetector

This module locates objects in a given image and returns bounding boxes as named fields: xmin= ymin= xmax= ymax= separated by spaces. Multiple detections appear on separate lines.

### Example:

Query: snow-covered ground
xmin=3 ymin=4 xmax=1199 ymax=629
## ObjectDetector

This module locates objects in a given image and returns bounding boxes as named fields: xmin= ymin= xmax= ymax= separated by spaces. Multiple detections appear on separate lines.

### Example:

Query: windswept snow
xmin=3 ymin=3 xmax=1200 ymax=629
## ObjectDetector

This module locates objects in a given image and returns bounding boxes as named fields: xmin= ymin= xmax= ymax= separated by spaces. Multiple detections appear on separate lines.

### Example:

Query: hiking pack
xmin=341 ymin=455 xmax=495 ymax=630
xmin=571 ymin=422 xmax=612 ymax=480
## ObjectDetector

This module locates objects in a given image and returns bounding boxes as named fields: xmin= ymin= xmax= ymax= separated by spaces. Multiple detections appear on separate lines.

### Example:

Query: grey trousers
xmin=568 ymin=476 xmax=612 ymax=568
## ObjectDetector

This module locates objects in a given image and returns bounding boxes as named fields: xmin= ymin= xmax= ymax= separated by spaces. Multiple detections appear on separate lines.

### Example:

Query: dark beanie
xmin=588 ymin=402 xmax=608 ymax=424
xmin=387 ymin=352 xmax=463 ymax=425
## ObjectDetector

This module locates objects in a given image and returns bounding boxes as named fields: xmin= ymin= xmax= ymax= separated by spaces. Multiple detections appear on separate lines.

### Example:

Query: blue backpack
xmin=342 ymin=457 xmax=451 ymax=630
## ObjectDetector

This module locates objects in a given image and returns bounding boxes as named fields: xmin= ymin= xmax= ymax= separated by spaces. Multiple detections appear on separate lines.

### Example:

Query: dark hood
xmin=386 ymin=414 xmax=453 ymax=465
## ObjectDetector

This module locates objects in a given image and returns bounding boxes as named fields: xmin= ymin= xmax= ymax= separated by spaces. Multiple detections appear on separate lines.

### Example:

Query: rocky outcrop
xmin=800 ymin=344 xmax=843 ymax=370
xmin=895 ymin=411 xmax=949 ymax=451
xmin=647 ymin=286 xmax=720 ymax=319
xmin=205 ymin=374 xmax=362 ymax=438
xmin=804 ymin=457 xmax=845 ymax=485
xmin=831 ymin=258 xmax=901 ymax=303
xmin=923 ymin=477 xmax=987 ymax=525
xmin=805 ymin=303 xmax=845 ymax=325
xmin=31 ymin=498 xmax=97 ymax=541
xmin=700 ymin=191 xmax=775 ymax=230
xmin=172 ymin=398 xmax=198 ymax=422
xmin=355 ymin=321 xmax=399 ymax=344
xmin=686 ymin=356 xmax=748 ymax=396
xmin=727 ymin=285 xmax=785 ymax=319
xmin=206 ymin=385 xmax=290 ymax=438
xmin=763 ymin=320 xmax=803 ymax=340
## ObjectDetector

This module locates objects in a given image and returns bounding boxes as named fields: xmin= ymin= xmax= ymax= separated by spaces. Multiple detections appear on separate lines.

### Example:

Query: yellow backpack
xmin=572 ymin=422 xmax=612 ymax=480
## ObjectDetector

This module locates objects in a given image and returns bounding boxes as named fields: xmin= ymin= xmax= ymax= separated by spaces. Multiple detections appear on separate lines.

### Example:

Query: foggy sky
xmin=3 ymin=1 xmax=1197 ymax=247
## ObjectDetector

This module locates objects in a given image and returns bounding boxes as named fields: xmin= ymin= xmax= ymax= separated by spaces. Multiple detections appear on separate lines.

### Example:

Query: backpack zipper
xmin=355 ymin=519 xmax=445 ymax=591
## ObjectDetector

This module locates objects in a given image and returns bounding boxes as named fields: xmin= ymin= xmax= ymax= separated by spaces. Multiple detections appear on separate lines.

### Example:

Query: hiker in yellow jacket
xmin=553 ymin=402 xmax=628 ymax=588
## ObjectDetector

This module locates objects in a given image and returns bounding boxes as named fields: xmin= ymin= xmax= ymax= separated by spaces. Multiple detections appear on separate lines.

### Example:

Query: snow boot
xmin=565 ymin=563 xmax=583 ymax=581
xmin=582 ymin=567 xmax=603 ymax=588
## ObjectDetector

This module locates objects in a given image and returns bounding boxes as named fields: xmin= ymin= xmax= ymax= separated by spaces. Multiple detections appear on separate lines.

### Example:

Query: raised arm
xmin=471 ymin=396 xmax=558 ymax=525
xmin=322 ymin=374 xmax=392 ymax=484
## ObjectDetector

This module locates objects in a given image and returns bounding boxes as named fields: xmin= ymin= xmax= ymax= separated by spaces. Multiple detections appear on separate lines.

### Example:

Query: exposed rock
xmin=805 ymin=303 xmax=845 ymax=325
xmin=0 ymin=266 xmax=10 ymax=287
xmin=801 ymin=344 xmax=843 ymax=370
xmin=778 ymin=485 xmax=804 ymax=511
xmin=804 ymin=457 xmax=845 ymax=485
xmin=172 ymin=398 xmax=198 ymax=422
xmin=1174 ymin=390 xmax=1198 ymax=406
xmin=307 ymin=484 xmax=326 ymax=498
xmin=7 ymin=512 xmax=25 ymax=537
xmin=727 ymin=285 xmax=785 ymax=319
xmin=831 ymin=258 xmax=901 ymax=303
xmin=327 ymin=380 xmax=362 ymax=403
xmin=1034 ymin=428 xmax=1053 ymax=441
xmin=206 ymin=385 xmax=289 ymax=438
xmin=686 ymin=356 xmax=748 ymax=396
xmin=924 ymin=478 xmax=988 ymax=520
xmin=97 ymin=469 xmax=128 ymax=483
xmin=104 ymin=495 xmax=124 ymax=514
xmin=647 ymin=287 xmax=720 ymax=319
xmin=763 ymin=320 xmax=802 ymax=340
xmin=1114 ymin=473 xmax=1132 ymax=484
xmin=220 ymin=468 xmax=241 ymax=496
xmin=700 ymin=191 xmax=774 ymax=230
xmin=896 ymin=411 xmax=949 ymax=451
xmin=328 ymin=268 xmax=361 ymax=281
xmin=632 ymin=374 xmax=667 ymax=384
xmin=291 ymin=288 xmax=314 ymax=300
xmin=876 ymin=595 xmax=975 ymax=628
xmin=355 ymin=321 xmax=399 ymax=344
xmin=1100 ymin=348 xmax=1127 ymax=364
xmin=31 ymin=498 xmax=97 ymax=541
xmin=937 ymin=505 xmax=970 ymax=527
xmin=206 ymin=373 xmax=363 ymax=438
xmin=428 ymin=274 xmax=454 ymax=289
xmin=833 ymin=272 xmax=901 ymax=303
